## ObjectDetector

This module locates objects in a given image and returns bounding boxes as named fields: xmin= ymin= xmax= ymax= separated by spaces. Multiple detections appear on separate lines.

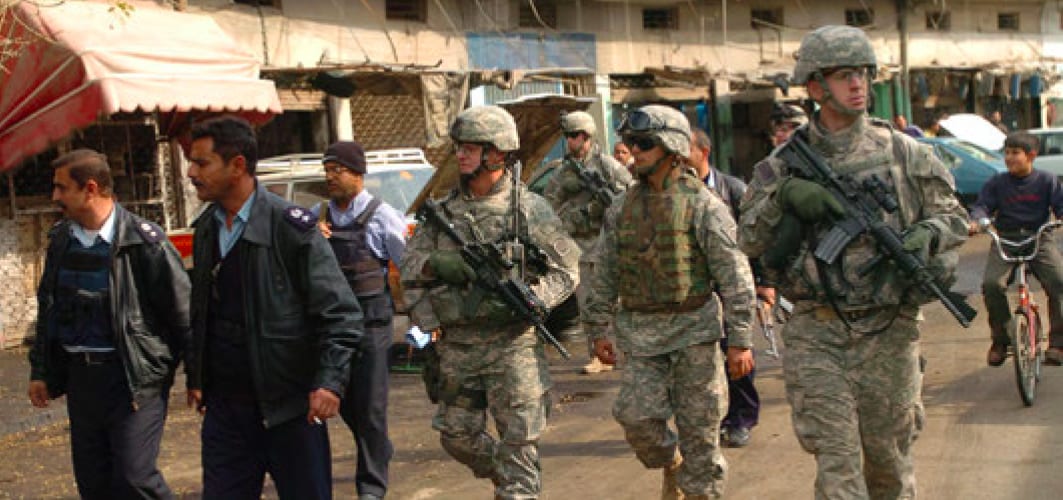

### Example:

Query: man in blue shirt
xmin=312 ymin=141 xmax=407 ymax=500
xmin=970 ymin=132 xmax=1063 ymax=366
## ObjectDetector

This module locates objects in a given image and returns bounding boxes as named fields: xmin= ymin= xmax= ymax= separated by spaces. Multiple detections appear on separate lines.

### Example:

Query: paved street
xmin=2 ymin=234 xmax=1063 ymax=498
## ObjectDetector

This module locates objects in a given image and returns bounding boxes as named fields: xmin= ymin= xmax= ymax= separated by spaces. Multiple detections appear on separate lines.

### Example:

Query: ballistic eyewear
xmin=617 ymin=109 xmax=685 ymax=135
xmin=622 ymin=135 xmax=657 ymax=151
xmin=564 ymin=131 xmax=583 ymax=139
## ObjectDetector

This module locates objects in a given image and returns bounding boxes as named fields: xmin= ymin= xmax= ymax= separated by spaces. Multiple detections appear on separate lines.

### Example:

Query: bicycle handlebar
xmin=983 ymin=220 xmax=1063 ymax=263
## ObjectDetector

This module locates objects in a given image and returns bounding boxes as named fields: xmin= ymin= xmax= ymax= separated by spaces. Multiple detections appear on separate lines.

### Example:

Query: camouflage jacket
xmin=582 ymin=170 xmax=756 ymax=355
xmin=400 ymin=171 xmax=581 ymax=344
xmin=543 ymin=143 xmax=634 ymax=261
xmin=738 ymin=115 xmax=968 ymax=315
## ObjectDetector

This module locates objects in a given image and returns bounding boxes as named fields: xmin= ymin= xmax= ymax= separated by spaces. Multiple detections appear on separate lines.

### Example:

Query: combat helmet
xmin=561 ymin=111 xmax=597 ymax=137
xmin=449 ymin=105 xmax=520 ymax=152
xmin=771 ymin=103 xmax=809 ymax=127
xmin=617 ymin=105 xmax=691 ymax=159
xmin=792 ymin=25 xmax=877 ymax=85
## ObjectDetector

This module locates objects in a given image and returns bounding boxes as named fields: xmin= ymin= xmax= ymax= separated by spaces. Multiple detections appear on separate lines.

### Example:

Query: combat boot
xmin=661 ymin=453 xmax=683 ymax=500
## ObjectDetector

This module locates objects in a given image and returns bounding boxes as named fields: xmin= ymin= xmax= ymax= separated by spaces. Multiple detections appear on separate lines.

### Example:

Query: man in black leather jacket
xmin=184 ymin=116 xmax=363 ymax=500
xmin=29 ymin=149 xmax=191 ymax=499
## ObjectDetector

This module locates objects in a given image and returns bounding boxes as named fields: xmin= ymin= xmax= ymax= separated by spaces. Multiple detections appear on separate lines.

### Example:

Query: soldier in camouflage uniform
xmin=738 ymin=26 xmax=968 ymax=499
xmin=582 ymin=105 xmax=756 ymax=500
xmin=543 ymin=111 xmax=635 ymax=374
xmin=399 ymin=105 xmax=580 ymax=499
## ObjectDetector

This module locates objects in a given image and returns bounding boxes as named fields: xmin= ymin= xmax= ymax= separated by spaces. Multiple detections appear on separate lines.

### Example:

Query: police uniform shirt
xmin=310 ymin=190 xmax=408 ymax=265
xmin=214 ymin=190 xmax=257 ymax=257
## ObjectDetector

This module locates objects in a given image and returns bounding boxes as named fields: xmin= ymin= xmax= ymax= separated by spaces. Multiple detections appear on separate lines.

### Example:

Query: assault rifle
xmin=565 ymin=158 xmax=621 ymax=207
xmin=417 ymin=198 xmax=571 ymax=358
xmin=778 ymin=131 xmax=977 ymax=327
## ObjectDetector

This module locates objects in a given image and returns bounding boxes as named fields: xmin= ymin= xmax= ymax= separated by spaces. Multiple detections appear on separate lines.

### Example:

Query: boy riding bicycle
xmin=969 ymin=131 xmax=1063 ymax=366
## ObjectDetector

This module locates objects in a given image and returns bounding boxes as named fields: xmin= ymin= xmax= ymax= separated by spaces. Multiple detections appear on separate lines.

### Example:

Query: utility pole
xmin=896 ymin=0 xmax=911 ymax=120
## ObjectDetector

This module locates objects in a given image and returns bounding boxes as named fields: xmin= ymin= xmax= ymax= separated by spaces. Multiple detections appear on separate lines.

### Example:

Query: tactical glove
xmin=777 ymin=178 xmax=845 ymax=223
xmin=480 ymin=298 xmax=517 ymax=323
xmin=902 ymin=224 xmax=937 ymax=262
xmin=429 ymin=250 xmax=476 ymax=286
xmin=762 ymin=212 xmax=804 ymax=270
xmin=560 ymin=171 xmax=584 ymax=193
xmin=586 ymin=199 xmax=606 ymax=220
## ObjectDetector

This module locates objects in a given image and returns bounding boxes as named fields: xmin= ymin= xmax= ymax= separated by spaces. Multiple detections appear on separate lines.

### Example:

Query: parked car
xmin=1023 ymin=128 xmax=1063 ymax=179
xmin=918 ymin=137 xmax=1006 ymax=205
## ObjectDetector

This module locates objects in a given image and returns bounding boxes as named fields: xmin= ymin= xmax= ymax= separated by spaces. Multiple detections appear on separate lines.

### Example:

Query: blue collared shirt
xmin=311 ymin=190 xmax=407 ymax=264
xmin=70 ymin=205 xmax=117 ymax=248
xmin=214 ymin=190 xmax=257 ymax=258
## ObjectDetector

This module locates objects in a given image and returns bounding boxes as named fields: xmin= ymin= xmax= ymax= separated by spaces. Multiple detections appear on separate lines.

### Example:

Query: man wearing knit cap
xmin=313 ymin=140 xmax=408 ymax=500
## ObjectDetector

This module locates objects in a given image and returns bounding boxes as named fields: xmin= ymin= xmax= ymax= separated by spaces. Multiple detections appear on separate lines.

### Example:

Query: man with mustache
xmin=29 ymin=149 xmax=190 ymax=499
xmin=738 ymin=26 xmax=967 ymax=498
xmin=184 ymin=116 xmax=363 ymax=499
xmin=312 ymin=140 xmax=407 ymax=500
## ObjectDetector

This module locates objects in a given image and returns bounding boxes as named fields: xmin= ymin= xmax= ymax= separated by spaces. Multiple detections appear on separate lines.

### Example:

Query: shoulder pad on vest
xmin=134 ymin=220 xmax=166 ymax=243
xmin=284 ymin=206 xmax=319 ymax=231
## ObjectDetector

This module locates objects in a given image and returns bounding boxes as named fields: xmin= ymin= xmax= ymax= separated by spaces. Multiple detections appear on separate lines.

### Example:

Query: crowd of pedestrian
xmin=27 ymin=22 xmax=1059 ymax=500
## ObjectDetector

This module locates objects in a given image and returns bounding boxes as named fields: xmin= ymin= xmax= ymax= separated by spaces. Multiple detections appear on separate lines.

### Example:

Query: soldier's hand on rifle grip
xmin=428 ymin=250 xmax=475 ymax=285
xmin=777 ymin=177 xmax=845 ymax=223
xmin=726 ymin=347 xmax=754 ymax=380
xmin=593 ymin=337 xmax=617 ymax=366
xmin=755 ymin=286 xmax=776 ymax=308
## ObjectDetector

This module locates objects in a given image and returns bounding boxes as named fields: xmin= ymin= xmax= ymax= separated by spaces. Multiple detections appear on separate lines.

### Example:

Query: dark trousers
xmin=982 ymin=232 xmax=1063 ymax=347
xmin=340 ymin=294 xmax=395 ymax=497
xmin=719 ymin=336 xmax=760 ymax=430
xmin=66 ymin=358 xmax=172 ymax=500
xmin=201 ymin=393 xmax=332 ymax=500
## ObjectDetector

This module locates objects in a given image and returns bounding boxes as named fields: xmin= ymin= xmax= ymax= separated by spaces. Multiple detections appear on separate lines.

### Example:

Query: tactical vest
xmin=323 ymin=199 xmax=388 ymax=298
xmin=54 ymin=238 xmax=113 ymax=349
xmin=784 ymin=123 xmax=919 ymax=308
xmin=616 ymin=175 xmax=712 ymax=312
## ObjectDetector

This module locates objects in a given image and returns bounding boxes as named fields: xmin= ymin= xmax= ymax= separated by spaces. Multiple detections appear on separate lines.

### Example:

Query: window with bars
xmin=845 ymin=8 xmax=874 ymax=27
xmin=998 ymin=13 xmax=1019 ymax=31
xmin=643 ymin=8 xmax=678 ymax=30
xmin=386 ymin=0 xmax=427 ymax=22
xmin=926 ymin=11 xmax=950 ymax=31
xmin=751 ymin=8 xmax=783 ymax=29
xmin=519 ymin=0 xmax=557 ymax=29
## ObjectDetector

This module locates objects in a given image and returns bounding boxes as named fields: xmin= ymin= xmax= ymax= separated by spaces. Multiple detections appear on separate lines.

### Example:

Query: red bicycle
xmin=983 ymin=220 xmax=1062 ymax=406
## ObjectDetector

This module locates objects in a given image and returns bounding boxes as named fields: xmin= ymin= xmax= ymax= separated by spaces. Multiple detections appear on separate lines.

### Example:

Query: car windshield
xmin=290 ymin=167 xmax=434 ymax=215
xmin=949 ymin=140 xmax=1000 ymax=163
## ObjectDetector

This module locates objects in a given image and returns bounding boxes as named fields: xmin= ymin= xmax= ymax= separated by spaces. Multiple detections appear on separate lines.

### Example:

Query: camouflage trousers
xmin=612 ymin=342 xmax=728 ymax=497
xmin=432 ymin=329 xmax=551 ymax=500
xmin=782 ymin=310 xmax=924 ymax=500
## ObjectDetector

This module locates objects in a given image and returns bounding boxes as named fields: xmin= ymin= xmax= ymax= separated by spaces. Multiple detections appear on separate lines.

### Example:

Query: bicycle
xmin=982 ymin=219 xmax=1063 ymax=406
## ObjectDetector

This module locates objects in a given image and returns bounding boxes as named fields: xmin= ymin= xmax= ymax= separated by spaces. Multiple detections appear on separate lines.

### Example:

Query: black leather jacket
xmin=187 ymin=184 xmax=363 ymax=428
xmin=30 ymin=204 xmax=192 ymax=405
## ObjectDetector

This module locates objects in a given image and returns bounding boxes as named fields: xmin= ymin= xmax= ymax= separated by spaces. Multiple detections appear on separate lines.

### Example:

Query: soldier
xmin=399 ymin=105 xmax=580 ymax=499
xmin=184 ymin=116 xmax=363 ymax=499
xmin=583 ymin=104 xmax=756 ymax=499
xmin=312 ymin=140 xmax=408 ymax=500
xmin=29 ymin=149 xmax=190 ymax=499
xmin=542 ymin=110 xmax=634 ymax=374
xmin=738 ymin=26 xmax=968 ymax=498
xmin=770 ymin=103 xmax=809 ymax=147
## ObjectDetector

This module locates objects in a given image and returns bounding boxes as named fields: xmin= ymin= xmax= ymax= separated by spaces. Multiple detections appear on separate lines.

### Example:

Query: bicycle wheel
xmin=1011 ymin=313 xmax=1037 ymax=406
